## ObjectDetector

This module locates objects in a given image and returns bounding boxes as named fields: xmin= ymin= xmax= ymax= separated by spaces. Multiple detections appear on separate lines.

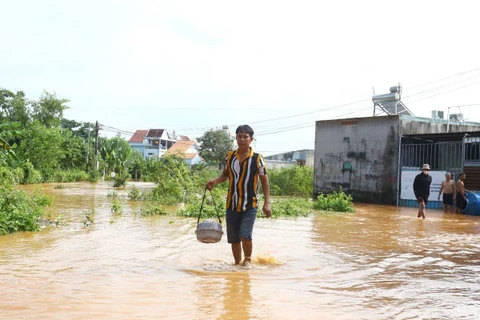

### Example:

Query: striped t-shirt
xmin=224 ymin=148 xmax=267 ymax=212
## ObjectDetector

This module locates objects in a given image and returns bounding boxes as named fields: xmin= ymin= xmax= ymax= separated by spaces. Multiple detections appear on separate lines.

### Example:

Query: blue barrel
xmin=463 ymin=192 xmax=480 ymax=216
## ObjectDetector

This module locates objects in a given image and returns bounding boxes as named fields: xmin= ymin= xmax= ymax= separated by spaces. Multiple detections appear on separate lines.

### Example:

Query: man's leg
xmin=231 ymin=242 xmax=242 ymax=265
xmin=418 ymin=200 xmax=425 ymax=219
xmin=241 ymin=238 xmax=252 ymax=263
xmin=238 ymin=208 xmax=257 ymax=266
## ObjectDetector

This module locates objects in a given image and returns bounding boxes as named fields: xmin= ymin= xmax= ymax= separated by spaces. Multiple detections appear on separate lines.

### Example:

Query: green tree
xmin=127 ymin=150 xmax=147 ymax=180
xmin=61 ymin=119 xmax=94 ymax=140
xmin=60 ymin=132 xmax=88 ymax=170
xmin=17 ymin=122 xmax=66 ymax=180
xmin=100 ymin=137 xmax=132 ymax=173
xmin=0 ymin=122 xmax=22 ymax=167
xmin=197 ymin=129 xmax=233 ymax=168
xmin=0 ymin=88 xmax=30 ymax=126
xmin=31 ymin=91 xmax=69 ymax=128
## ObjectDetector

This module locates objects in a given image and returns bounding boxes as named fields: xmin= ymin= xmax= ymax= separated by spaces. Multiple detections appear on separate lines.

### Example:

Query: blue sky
xmin=2 ymin=0 xmax=480 ymax=155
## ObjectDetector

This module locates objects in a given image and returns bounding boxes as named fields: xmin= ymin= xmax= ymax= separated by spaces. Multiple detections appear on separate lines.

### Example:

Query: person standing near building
xmin=206 ymin=125 xmax=272 ymax=267
xmin=455 ymin=173 xmax=469 ymax=214
xmin=438 ymin=172 xmax=456 ymax=213
xmin=413 ymin=164 xmax=432 ymax=219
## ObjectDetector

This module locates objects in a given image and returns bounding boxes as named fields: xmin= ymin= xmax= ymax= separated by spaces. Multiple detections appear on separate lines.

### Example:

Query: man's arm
xmin=259 ymin=174 xmax=271 ymax=218
xmin=438 ymin=182 xmax=444 ymax=199
xmin=458 ymin=181 xmax=467 ymax=199
xmin=413 ymin=175 xmax=418 ymax=194
xmin=206 ymin=168 xmax=229 ymax=190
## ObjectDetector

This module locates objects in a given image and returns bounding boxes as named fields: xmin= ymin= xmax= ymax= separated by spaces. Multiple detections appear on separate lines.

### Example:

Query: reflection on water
xmin=1 ymin=182 xmax=479 ymax=319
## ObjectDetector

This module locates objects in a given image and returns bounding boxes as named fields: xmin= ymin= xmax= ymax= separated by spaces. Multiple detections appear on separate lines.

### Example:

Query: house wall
xmin=399 ymin=115 xmax=480 ymax=134
xmin=314 ymin=116 xmax=400 ymax=204
xmin=264 ymin=150 xmax=314 ymax=167
xmin=188 ymin=154 xmax=204 ymax=166
xmin=130 ymin=143 xmax=145 ymax=156
xmin=265 ymin=160 xmax=296 ymax=170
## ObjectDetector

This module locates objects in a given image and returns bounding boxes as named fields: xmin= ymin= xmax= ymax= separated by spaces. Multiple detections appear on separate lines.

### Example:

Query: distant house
xmin=128 ymin=129 xmax=176 ymax=158
xmin=164 ymin=140 xmax=205 ymax=166
xmin=264 ymin=149 xmax=314 ymax=168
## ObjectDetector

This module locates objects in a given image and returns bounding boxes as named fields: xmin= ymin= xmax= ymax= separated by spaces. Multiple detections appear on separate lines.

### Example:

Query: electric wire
xmin=89 ymin=67 xmax=480 ymax=139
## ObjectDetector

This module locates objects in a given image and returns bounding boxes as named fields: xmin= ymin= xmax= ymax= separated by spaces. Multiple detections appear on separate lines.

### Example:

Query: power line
xmin=90 ymin=67 xmax=480 ymax=139
xmin=405 ymin=81 xmax=480 ymax=104
xmin=403 ymin=67 xmax=480 ymax=90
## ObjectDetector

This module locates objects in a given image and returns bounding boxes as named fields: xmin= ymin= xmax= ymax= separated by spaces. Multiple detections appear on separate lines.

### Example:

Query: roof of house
xmin=146 ymin=129 xmax=165 ymax=138
xmin=164 ymin=140 xmax=197 ymax=157
xmin=128 ymin=130 xmax=149 ymax=143
xmin=179 ymin=135 xmax=190 ymax=141
xmin=183 ymin=153 xmax=198 ymax=159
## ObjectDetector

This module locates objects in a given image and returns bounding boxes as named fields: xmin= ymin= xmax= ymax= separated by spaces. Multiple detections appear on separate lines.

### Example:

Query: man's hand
xmin=205 ymin=179 xmax=217 ymax=191
xmin=262 ymin=202 xmax=271 ymax=218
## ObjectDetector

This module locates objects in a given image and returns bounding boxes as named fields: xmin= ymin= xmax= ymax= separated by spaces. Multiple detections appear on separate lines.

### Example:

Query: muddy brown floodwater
xmin=1 ymin=182 xmax=480 ymax=319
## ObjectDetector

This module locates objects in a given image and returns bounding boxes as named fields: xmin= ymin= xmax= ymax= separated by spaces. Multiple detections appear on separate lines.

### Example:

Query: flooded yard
xmin=1 ymin=182 xmax=479 ymax=319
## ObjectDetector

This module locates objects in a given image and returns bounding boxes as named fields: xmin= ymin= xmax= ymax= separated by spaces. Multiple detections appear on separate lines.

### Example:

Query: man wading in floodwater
xmin=455 ymin=173 xmax=469 ymax=214
xmin=413 ymin=164 xmax=432 ymax=219
xmin=438 ymin=172 xmax=456 ymax=213
xmin=206 ymin=125 xmax=272 ymax=267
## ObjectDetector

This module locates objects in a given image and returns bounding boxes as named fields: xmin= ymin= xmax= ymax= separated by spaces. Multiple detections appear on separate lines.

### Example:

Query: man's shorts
xmin=226 ymin=208 xmax=258 ymax=243
xmin=456 ymin=193 xmax=467 ymax=210
xmin=443 ymin=193 xmax=454 ymax=206
xmin=416 ymin=195 xmax=429 ymax=204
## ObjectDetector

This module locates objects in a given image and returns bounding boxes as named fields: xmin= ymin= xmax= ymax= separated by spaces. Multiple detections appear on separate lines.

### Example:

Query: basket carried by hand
xmin=195 ymin=188 xmax=223 ymax=244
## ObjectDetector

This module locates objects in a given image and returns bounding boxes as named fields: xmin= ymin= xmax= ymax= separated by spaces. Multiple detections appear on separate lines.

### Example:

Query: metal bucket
xmin=195 ymin=221 xmax=223 ymax=243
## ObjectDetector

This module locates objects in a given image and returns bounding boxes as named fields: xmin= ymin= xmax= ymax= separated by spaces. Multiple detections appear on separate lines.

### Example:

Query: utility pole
xmin=86 ymin=123 xmax=91 ymax=172
xmin=94 ymin=121 xmax=100 ymax=170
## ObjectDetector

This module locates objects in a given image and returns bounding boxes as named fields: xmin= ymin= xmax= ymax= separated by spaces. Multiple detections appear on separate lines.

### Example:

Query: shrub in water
xmin=140 ymin=204 xmax=168 ymax=216
xmin=270 ymin=198 xmax=313 ymax=218
xmin=268 ymin=166 xmax=313 ymax=197
xmin=313 ymin=189 xmax=355 ymax=213
xmin=0 ymin=183 xmax=52 ymax=235
xmin=178 ymin=189 xmax=226 ymax=219
xmin=21 ymin=161 xmax=42 ymax=184
xmin=128 ymin=186 xmax=144 ymax=200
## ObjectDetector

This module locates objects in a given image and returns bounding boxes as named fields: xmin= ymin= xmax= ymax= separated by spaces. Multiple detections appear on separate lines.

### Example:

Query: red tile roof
xmin=179 ymin=135 xmax=190 ymax=141
xmin=146 ymin=129 xmax=164 ymax=138
xmin=128 ymin=130 xmax=149 ymax=143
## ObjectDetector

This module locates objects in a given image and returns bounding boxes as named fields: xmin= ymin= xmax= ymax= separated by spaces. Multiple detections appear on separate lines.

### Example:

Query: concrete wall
xmin=314 ymin=116 xmax=399 ymax=204
xmin=265 ymin=160 xmax=296 ymax=170
xmin=265 ymin=150 xmax=314 ymax=167
xmin=399 ymin=115 xmax=480 ymax=134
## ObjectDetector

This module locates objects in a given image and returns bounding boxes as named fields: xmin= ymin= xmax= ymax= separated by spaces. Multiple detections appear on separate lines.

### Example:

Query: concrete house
xmin=314 ymin=114 xmax=480 ymax=207
xmin=128 ymin=129 xmax=176 ymax=158
xmin=164 ymin=140 xmax=205 ymax=166
xmin=264 ymin=149 xmax=314 ymax=169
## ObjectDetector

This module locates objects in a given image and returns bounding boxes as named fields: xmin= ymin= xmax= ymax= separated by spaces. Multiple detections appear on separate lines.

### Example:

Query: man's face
xmin=461 ymin=175 xmax=466 ymax=181
xmin=446 ymin=173 xmax=451 ymax=180
xmin=422 ymin=170 xmax=429 ymax=174
xmin=236 ymin=132 xmax=253 ymax=148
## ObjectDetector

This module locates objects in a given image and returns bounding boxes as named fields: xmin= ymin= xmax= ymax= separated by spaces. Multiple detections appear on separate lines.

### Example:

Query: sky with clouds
xmin=1 ymin=0 xmax=480 ymax=155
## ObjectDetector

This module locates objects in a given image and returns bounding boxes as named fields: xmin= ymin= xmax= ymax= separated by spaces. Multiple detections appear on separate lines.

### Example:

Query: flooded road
xmin=1 ymin=182 xmax=479 ymax=319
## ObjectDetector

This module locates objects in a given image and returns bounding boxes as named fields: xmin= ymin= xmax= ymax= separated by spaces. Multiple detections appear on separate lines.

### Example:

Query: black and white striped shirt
xmin=224 ymin=148 xmax=267 ymax=212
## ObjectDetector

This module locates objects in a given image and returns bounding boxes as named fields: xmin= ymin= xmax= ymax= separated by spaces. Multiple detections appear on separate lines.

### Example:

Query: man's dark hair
xmin=235 ymin=125 xmax=254 ymax=137
xmin=460 ymin=173 xmax=466 ymax=177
